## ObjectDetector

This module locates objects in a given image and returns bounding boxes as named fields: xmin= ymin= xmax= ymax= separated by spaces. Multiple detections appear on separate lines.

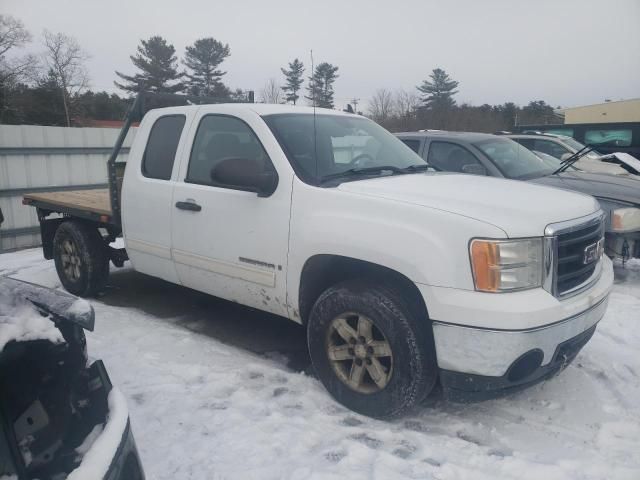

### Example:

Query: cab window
xmin=142 ymin=115 xmax=186 ymax=180
xmin=187 ymin=115 xmax=274 ymax=188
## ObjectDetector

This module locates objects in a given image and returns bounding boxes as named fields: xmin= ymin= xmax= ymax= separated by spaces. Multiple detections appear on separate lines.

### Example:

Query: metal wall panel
xmin=0 ymin=125 xmax=137 ymax=252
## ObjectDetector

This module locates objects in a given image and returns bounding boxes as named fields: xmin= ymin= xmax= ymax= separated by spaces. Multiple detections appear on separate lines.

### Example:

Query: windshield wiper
xmin=320 ymin=164 xmax=434 ymax=184
xmin=552 ymin=146 xmax=595 ymax=175
xmin=321 ymin=165 xmax=407 ymax=183
xmin=401 ymin=164 xmax=436 ymax=172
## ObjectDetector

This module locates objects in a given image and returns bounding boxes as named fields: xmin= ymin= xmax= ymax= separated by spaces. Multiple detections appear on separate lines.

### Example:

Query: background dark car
xmin=0 ymin=257 xmax=144 ymax=480
xmin=396 ymin=131 xmax=640 ymax=261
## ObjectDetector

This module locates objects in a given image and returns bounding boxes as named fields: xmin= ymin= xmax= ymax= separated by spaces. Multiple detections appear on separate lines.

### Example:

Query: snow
xmin=74 ymin=424 xmax=104 ymax=456
xmin=2 ymin=249 xmax=640 ymax=479
xmin=0 ymin=279 xmax=62 ymax=351
xmin=603 ymin=152 xmax=640 ymax=173
xmin=67 ymin=388 xmax=129 ymax=480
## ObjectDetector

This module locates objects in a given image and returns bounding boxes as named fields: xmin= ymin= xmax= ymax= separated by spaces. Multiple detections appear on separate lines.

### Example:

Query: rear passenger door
xmin=121 ymin=110 xmax=190 ymax=284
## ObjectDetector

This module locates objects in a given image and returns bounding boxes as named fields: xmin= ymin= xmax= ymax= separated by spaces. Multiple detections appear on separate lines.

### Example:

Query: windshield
xmin=263 ymin=114 xmax=427 ymax=184
xmin=561 ymin=136 xmax=601 ymax=159
xmin=474 ymin=137 xmax=558 ymax=179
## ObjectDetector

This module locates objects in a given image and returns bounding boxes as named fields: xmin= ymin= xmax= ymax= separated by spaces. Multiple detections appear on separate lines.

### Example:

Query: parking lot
xmin=2 ymin=248 xmax=639 ymax=480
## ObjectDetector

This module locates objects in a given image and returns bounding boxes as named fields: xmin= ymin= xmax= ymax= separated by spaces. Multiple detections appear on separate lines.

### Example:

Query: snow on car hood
xmin=0 ymin=280 xmax=63 ymax=352
xmin=338 ymin=172 xmax=600 ymax=238
xmin=601 ymin=152 xmax=640 ymax=175
xmin=0 ymin=277 xmax=94 ymax=352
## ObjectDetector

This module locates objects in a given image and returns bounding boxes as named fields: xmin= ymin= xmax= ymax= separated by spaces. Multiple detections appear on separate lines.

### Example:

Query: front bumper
xmin=440 ymin=325 xmax=596 ymax=401
xmin=418 ymin=256 xmax=613 ymax=398
xmin=432 ymin=295 xmax=608 ymax=378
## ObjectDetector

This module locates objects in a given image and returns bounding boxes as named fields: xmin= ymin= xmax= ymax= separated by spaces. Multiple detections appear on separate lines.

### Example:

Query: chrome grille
xmin=543 ymin=211 xmax=605 ymax=298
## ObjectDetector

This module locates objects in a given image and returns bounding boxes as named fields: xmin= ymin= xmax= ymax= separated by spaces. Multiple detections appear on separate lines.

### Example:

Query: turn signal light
xmin=469 ymin=238 xmax=543 ymax=292
xmin=470 ymin=241 xmax=500 ymax=291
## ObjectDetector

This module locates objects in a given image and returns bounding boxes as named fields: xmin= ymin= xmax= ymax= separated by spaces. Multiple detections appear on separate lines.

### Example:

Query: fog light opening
xmin=507 ymin=349 xmax=544 ymax=382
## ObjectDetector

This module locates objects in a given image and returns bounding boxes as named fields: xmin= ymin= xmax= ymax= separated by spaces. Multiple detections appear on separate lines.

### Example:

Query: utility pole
xmin=351 ymin=98 xmax=360 ymax=114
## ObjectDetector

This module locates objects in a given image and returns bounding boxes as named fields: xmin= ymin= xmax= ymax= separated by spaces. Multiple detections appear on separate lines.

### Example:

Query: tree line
xmin=0 ymin=13 xmax=559 ymax=132
xmin=369 ymin=68 xmax=561 ymax=132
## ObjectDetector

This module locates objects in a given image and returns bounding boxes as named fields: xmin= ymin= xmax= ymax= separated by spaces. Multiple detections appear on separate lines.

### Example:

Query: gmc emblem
xmin=583 ymin=239 xmax=604 ymax=265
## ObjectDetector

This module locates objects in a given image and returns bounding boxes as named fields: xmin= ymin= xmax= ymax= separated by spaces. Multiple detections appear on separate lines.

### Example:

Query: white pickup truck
xmin=23 ymin=94 xmax=614 ymax=417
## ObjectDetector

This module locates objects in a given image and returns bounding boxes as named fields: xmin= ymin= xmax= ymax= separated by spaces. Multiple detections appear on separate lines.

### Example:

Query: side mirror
xmin=211 ymin=158 xmax=278 ymax=197
xmin=461 ymin=164 xmax=487 ymax=176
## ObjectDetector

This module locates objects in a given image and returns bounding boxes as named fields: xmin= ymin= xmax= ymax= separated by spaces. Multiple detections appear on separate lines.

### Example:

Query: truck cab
xmin=24 ymin=97 xmax=613 ymax=417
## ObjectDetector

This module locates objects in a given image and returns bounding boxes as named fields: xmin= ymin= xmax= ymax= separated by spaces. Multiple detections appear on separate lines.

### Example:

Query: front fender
xmin=286 ymin=180 xmax=505 ymax=316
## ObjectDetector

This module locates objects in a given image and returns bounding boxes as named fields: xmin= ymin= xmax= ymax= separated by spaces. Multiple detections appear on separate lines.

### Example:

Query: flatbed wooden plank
xmin=24 ymin=189 xmax=112 ymax=216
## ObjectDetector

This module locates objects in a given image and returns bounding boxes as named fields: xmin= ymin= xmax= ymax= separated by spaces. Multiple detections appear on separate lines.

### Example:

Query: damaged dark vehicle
xmin=0 ymin=276 xmax=144 ymax=480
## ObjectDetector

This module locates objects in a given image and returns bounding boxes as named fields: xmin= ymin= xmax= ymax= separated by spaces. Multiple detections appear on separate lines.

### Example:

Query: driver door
xmin=170 ymin=109 xmax=292 ymax=317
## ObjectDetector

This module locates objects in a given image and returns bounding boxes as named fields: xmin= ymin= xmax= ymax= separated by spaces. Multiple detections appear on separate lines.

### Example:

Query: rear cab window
xmin=142 ymin=115 xmax=186 ymax=180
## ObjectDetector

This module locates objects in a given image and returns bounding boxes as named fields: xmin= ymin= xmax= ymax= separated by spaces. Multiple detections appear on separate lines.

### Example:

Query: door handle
xmin=175 ymin=200 xmax=202 ymax=212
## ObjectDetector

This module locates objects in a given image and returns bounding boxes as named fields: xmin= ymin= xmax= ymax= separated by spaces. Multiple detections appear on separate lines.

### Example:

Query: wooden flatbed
xmin=23 ymin=188 xmax=117 ymax=224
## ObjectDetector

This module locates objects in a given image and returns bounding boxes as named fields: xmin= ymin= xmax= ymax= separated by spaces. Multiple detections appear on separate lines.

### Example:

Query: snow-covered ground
xmin=2 ymin=248 xmax=639 ymax=480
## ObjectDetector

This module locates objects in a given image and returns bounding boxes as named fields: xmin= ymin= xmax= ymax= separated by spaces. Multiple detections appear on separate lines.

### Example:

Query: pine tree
xmin=416 ymin=68 xmax=459 ymax=109
xmin=183 ymin=37 xmax=231 ymax=98
xmin=305 ymin=62 xmax=339 ymax=108
xmin=280 ymin=58 xmax=304 ymax=105
xmin=115 ymin=36 xmax=184 ymax=94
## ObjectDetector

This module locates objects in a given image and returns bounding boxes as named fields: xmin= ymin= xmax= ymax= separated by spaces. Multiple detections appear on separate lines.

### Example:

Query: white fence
xmin=0 ymin=125 xmax=136 ymax=252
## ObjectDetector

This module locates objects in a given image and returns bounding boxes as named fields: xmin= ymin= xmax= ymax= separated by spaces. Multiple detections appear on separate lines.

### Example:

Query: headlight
xmin=612 ymin=207 xmax=640 ymax=232
xmin=470 ymin=238 xmax=543 ymax=292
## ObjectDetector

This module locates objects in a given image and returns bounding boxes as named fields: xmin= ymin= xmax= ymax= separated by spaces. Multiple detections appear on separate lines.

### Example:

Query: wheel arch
xmin=297 ymin=254 xmax=429 ymax=326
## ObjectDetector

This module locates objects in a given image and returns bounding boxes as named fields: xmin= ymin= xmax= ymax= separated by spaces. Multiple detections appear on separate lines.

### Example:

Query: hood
xmin=530 ymin=171 xmax=640 ymax=206
xmin=337 ymin=173 xmax=600 ymax=238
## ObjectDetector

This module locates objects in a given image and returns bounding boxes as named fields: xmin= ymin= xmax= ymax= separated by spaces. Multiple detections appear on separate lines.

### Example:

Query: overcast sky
xmin=4 ymin=0 xmax=639 ymax=111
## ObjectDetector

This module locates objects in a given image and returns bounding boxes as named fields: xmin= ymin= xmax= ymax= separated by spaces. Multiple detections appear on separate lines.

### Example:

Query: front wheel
xmin=53 ymin=221 xmax=109 ymax=297
xmin=307 ymin=279 xmax=438 ymax=418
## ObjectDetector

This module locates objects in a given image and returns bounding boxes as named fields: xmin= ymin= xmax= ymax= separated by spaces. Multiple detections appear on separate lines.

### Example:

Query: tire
xmin=53 ymin=220 xmax=109 ymax=297
xmin=307 ymin=278 xmax=438 ymax=418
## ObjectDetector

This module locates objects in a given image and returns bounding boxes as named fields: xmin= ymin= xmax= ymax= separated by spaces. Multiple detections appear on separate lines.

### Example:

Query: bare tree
xmin=0 ymin=15 xmax=37 ymax=84
xmin=368 ymin=88 xmax=394 ymax=123
xmin=394 ymin=89 xmax=420 ymax=119
xmin=259 ymin=78 xmax=283 ymax=104
xmin=42 ymin=30 xmax=89 ymax=126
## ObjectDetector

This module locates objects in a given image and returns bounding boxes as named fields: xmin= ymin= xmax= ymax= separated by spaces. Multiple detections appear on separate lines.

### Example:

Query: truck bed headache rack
xmin=106 ymin=90 xmax=255 ymax=225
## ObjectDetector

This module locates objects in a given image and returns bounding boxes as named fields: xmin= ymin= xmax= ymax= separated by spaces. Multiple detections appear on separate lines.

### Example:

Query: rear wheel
xmin=307 ymin=279 xmax=438 ymax=418
xmin=53 ymin=221 xmax=109 ymax=297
